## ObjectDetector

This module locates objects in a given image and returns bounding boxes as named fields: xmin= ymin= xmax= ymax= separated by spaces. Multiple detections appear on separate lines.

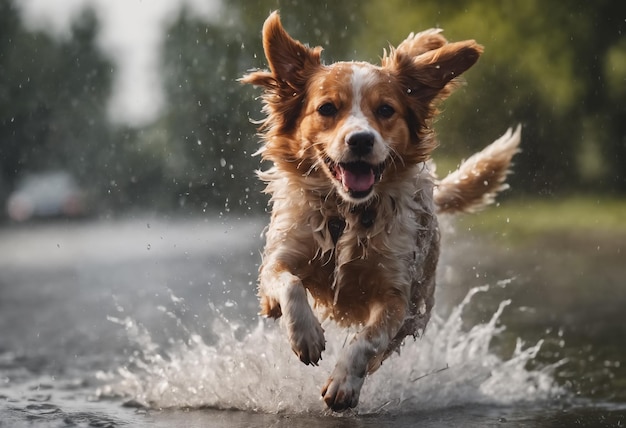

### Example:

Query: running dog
xmin=241 ymin=12 xmax=520 ymax=411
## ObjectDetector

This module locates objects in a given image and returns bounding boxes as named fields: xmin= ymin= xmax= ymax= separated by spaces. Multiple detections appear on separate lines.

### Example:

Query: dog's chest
xmin=303 ymin=206 xmax=432 ymax=323
xmin=326 ymin=207 xmax=377 ymax=245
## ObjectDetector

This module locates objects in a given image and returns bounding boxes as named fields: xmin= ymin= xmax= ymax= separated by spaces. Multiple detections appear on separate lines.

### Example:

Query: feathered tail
xmin=434 ymin=124 xmax=522 ymax=214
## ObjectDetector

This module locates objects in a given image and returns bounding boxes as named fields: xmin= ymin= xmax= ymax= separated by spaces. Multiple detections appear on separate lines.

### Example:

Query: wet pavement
xmin=0 ymin=216 xmax=624 ymax=427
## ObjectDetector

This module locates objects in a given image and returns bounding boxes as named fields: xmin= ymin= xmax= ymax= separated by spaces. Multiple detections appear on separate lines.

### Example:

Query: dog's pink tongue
xmin=340 ymin=166 xmax=375 ymax=192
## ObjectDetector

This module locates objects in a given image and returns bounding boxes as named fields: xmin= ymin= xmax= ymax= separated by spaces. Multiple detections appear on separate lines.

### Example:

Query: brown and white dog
xmin=242 ymin=12 xmax=520 ymax=412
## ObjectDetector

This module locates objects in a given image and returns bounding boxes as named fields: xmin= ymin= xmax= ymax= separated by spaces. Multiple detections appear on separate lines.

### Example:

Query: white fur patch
xmin=261 ymin=270 xmax=325 ymax=365
xmin=342 ymin=64 xmax=387 ymax=163
xmin=322 ymin=302 xmax=395 ymax=409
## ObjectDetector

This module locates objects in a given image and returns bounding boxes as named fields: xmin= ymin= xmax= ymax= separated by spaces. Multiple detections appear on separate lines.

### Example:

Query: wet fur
xmin=242 ymin=12 xmax=520 ymax=412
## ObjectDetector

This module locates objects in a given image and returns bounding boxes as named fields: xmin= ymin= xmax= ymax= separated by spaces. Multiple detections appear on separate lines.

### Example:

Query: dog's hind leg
xmin=259 ymin=261 xmax=326 ymax=365
xmin=321 ymin=295 xmax=406 ymax=411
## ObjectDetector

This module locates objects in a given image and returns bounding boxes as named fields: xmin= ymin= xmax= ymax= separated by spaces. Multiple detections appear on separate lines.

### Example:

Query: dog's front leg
xmin=321 ymin=296 xmax=406 ymax=411
xmin=259 ymin=262 xmax=326 ymax=365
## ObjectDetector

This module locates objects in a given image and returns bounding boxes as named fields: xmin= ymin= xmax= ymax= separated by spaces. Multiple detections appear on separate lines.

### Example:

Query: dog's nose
xmin=346 ymin=132 xmax=375 ymax=156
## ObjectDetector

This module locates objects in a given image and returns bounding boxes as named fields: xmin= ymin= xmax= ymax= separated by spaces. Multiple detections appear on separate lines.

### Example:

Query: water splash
xmin=96 ymin=284 xmax=563 ymax=415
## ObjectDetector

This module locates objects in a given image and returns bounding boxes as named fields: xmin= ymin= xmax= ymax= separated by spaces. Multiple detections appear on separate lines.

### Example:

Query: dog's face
xmin=243 ymin=12 xmax=483 ymax=204
xmin=301 ymin=63 xmax=412 ymax=202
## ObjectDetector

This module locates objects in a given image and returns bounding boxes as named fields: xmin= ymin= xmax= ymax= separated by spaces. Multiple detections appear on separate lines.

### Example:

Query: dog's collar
xmin=355 ymin=207 xmax=376 ymax=228
xmin=328 ymin=207 xmax=376 ymax=245
xmin=328 ymin=217 xmax=345 ymax=245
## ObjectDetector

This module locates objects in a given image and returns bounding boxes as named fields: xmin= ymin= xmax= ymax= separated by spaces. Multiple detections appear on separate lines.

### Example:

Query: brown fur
xmin=241 ymin=12 xmax=520 ymax=412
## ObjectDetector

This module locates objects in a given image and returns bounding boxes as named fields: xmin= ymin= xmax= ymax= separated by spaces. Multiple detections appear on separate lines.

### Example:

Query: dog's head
xmin=243 ymin=12 xmax=483 ymax=204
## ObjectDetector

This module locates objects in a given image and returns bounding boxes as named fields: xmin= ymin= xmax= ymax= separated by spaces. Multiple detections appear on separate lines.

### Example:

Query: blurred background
xmin=1 ymin=2 xmax=625 ymax=424
xmin=1 ymin=0 xmax=624 ymax=221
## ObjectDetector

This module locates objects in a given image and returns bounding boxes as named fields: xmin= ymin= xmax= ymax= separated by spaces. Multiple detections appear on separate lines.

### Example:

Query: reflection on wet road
xmin=0 ymin=217 xmax=624 ymax=427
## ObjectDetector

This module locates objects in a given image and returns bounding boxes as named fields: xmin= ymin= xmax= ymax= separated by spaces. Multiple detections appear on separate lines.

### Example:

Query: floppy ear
xmin=412 ymin=40 xmax=483 ymax=92
xmin=384 ymin=28 xmax=448 ymax=62
xmin=262 ymin=12 xmax=322 ymax=87
xmin=241 ymin=12 xmax=323 ymax=137
xmin=385 ymin=38 xmax=482 ymax=120
xmin=383 ymin=35 xmax=483 ymax=157
xmin=241 ymin=11 xmax=322 ymax=91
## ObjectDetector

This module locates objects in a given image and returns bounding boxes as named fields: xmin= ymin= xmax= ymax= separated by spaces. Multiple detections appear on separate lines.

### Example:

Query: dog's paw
xmin=286 ymin=310 xmax=326 ymax=365
xmin=321 ymin=369 xmax=365 ymax=412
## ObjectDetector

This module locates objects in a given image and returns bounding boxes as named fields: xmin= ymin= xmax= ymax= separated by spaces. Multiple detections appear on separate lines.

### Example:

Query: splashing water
xmin=96 ymin=284 xmax=562 ymax=415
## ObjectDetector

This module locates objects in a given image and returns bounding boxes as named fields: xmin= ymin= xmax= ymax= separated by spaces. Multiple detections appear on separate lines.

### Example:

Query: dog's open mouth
xmin=325 ymin=159 xmax=384 ymax=199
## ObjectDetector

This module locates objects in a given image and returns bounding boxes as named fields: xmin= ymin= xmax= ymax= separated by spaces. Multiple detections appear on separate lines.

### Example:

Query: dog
xmin=241 ymin=12 xmax=521 ymax=412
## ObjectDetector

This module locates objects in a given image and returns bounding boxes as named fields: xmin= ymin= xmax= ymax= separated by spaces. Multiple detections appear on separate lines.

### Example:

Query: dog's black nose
xmin=346 ymin=132 xmax=375 ymax=156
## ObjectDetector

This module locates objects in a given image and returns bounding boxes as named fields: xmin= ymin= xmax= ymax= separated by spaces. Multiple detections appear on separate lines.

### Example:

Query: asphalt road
xmin=1 ymin=216 xmax=625 ymax=427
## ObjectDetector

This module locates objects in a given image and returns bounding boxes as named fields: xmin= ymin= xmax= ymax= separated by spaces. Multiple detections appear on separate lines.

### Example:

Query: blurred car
xmin=6 ymin=171 xmax=87 ymax=222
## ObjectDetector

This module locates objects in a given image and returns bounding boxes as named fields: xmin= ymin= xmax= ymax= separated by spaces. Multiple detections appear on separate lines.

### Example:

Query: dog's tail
xmin=434 ymin=124 xmax=522 ymax=214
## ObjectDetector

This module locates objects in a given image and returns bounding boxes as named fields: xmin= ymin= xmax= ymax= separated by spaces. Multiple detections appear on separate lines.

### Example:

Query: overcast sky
xmin=16 ymin=0 xmax=223 ymax=127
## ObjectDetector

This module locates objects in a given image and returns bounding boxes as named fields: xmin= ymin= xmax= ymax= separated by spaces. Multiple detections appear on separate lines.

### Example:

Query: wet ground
xmin=0 ymin=215 xmax=624 ymax=427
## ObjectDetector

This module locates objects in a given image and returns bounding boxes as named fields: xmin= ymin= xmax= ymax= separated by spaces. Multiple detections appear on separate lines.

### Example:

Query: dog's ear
xmin=262 ymin=12 xmax=322 ymax=87
xmin=384 ymin=36 xmax=482 ymax=156
xmin=385 ymin=36 xmax=482 ymax=101
xmin=242 ymin=11 xmax=322 ymax=91
xmin=412 ymin=40 xmax=483 ymax=93
xmin=241 ymin=12 xmax=323 ymax=136
xmin=385 ymin=28 xmax=448 ymax=60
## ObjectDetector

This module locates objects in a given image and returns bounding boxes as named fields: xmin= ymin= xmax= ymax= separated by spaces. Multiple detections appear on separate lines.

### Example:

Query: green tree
xmin=155 ymin=10 xmax=262 ymax=214
xmin=356 ymin=0 xmax=626 ymax=195
xmin=150 ymin=1 xmax=368 ymax=214
xmin=0 ymin=0 xmax=115 ymax=209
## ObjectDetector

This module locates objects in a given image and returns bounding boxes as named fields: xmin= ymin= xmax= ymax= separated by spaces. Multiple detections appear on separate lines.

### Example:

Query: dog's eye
xmin=376 ymin=104 xmax=395 ymax=119
xmin=317 ymin=102 xmax=338 ymax=117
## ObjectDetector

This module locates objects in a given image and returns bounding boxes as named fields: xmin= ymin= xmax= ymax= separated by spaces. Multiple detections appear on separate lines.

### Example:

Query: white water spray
xmin=97 ymin=284 xmax=562 ymax=415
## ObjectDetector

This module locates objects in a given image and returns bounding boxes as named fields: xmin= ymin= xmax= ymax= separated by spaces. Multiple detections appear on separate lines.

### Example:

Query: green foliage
xmin=145 ymin=1 xmax=368 ymax=214
xmin=0 ymin=0 xmax=116 ymax=210
xmin=157 ymin=12 xmax=264 ymax=214
xmin=357 ymin=0 xmax=626 ymax=194
xmin=1 ymin=0 xmax=624 ymax=217
xmin=457 ymin=197 xmax=626 ymax=243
